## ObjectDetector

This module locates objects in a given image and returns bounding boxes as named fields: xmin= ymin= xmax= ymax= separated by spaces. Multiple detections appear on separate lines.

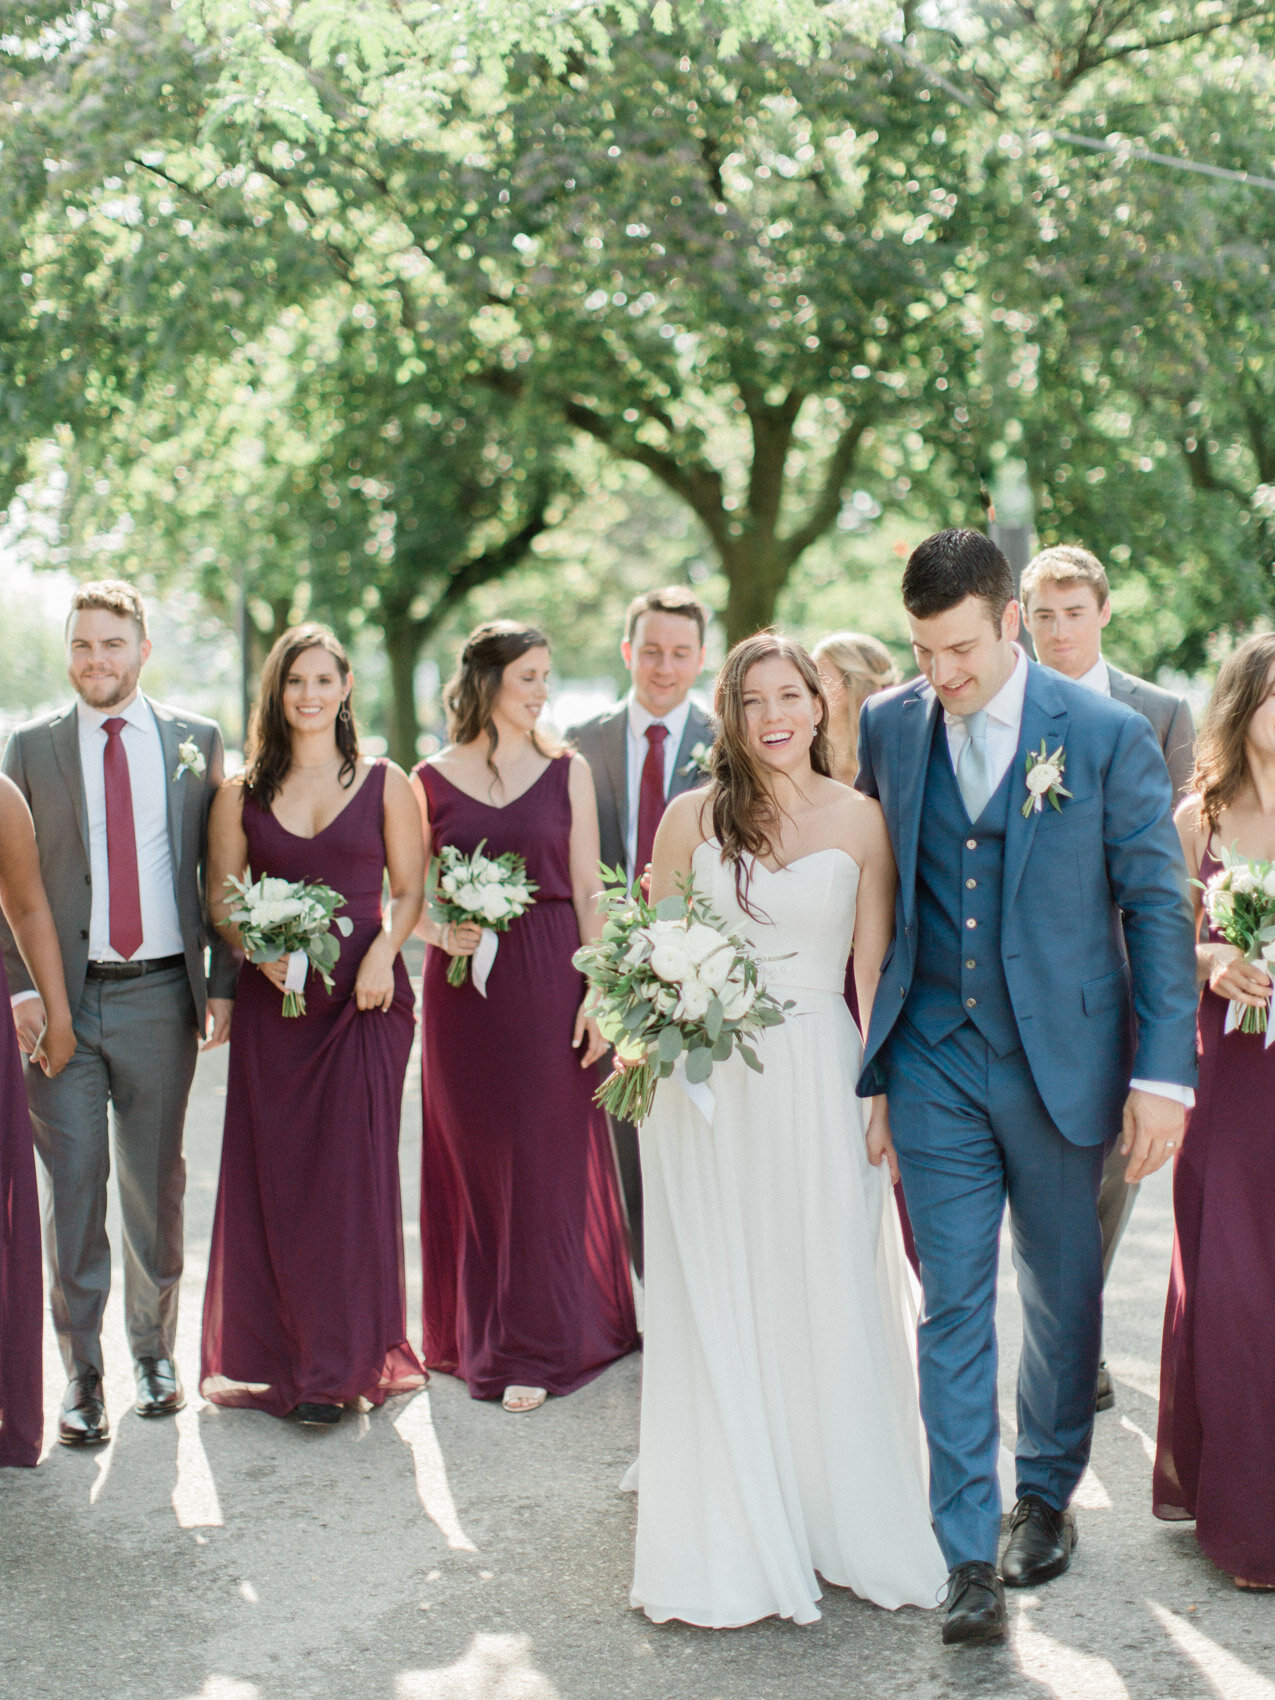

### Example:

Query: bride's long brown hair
xmin=709 ymin=633 xmax=833 ymax=916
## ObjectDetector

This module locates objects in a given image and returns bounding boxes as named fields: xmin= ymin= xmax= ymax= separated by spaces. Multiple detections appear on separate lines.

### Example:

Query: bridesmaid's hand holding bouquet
xmin=224 ymin=872 xmax=354 ymax=1017
xmin=573 ymin=866 xmax=792 ymax=1124
xmin=1198 ymin=846 xmax=1275 ymax=1039
xmin=426 ymin=840 xmax=537 ymax=990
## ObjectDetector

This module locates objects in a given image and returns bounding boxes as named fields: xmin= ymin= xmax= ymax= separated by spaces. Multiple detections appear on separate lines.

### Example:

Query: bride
xmin=630 ymin=633 xmax=946 ymax=1627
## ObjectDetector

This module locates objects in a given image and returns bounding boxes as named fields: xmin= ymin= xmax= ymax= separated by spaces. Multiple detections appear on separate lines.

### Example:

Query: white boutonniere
xmin=173 ymin=737 xmax=207 ymax=781
xmin=1021 ymin=740 xmax=1072 ymax=817
xmin=678 ymin=741 xmax=713 ymax=780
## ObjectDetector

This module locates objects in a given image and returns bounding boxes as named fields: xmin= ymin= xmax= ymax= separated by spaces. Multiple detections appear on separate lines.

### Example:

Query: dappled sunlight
xmin=1148 ymin=1601 xmax=1275 ymax=1699
xmin=393 ymin=1388 xmax=478 ymax=1552
xmin=396 ymin=1634 xmax=560 ymax=1700
xmin=1012 ymin=1601 xmax=1131 ymax=1698
xmin=176 ymin=1680 xmax=260 ymax=1700
xmin=171 ymin=1402 xmax=224 ymax=1529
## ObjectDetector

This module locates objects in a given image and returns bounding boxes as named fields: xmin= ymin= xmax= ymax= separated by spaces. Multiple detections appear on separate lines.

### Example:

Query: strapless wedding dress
xmin=629 ymin=840 xmax=947 ymax=1626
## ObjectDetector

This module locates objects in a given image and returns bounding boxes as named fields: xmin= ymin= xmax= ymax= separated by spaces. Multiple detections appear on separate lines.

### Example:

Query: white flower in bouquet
xmin=1194 ymin=844 xmax=1275 ymax=1037
xmin=426 ymin=839 xmax=538 ymax=989
xmin=1263 ymin=868 xmax=1275 ymax=900
xmin=573 ymin=863 xmax=793 ymax=1124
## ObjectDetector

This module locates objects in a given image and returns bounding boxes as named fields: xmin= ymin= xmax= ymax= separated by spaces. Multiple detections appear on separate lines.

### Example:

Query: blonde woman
xmin=812 ymin=632 xmax=902 ymax=786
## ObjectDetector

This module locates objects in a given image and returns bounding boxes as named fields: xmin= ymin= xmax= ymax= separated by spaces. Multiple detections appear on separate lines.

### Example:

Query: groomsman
xmin=567 ymin=587 xmax=712 ymax=1273
xmin=0 ymin=581 xmax=235 ymax=1444
xmin=1023 ymin=543 xmax=1196 ymax=1411
xmin=857 ymin=531 xmax=1197 ymax=1644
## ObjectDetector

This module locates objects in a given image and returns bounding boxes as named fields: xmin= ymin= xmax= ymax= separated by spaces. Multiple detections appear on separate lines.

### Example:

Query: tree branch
xmin=778 ymin=414 xmax=873 ymax=567
xmin=411 ymin=475 xmax=558 ymax=642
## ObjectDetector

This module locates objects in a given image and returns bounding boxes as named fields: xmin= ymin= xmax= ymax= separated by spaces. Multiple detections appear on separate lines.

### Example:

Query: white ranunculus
xmin=1231 ymin=867 xmax=1262 ymax=896
xmin=695 ymin=946 xmax=735 ymax=994
xmin=1262 ymin=868 xmax=1275 ymax=900
xmin=258 ymin=876 xmax=296 ymax=902
xmin=653 ymin=984 xmax=678 ymax=1015
xmin=682 ymin=923 xmax=725 ymax=967
xmin=721 ymin=977 xmax=757 ymax=1021
xmin=440 ymin=872 xmax=460 ymax=895
xmin=454 ymin=880 xmax=486 ymax=910
xmin=506 ymin=884 xmax=532 ymax=908
xmin=650 ymin=938 xmax=693 ymax=983
xmin=478 ymin=861 xmax=505 ymax=885
xmin=674 ymin=976 xmax=712 ymax=1021
xmin=479 ymin=891 xmax=512 ymax=923
xmin=1026 ymin=762 xmax=1062 ymax=795
xmin=249 ymin=896 xmax=306 ymax=927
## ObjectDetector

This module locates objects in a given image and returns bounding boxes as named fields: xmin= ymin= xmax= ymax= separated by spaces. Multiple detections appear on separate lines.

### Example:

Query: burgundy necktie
xmin=102 ymin=717 xmax=144 ymax=960
xmin=634 ymin=722 xmax=670 ymax=881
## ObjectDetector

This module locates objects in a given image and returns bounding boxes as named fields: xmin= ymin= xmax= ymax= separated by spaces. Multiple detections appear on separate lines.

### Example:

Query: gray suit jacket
xmin=0 ymin=695 xmax=237 ymax=1028
xmin=567 ymin=698 xmax=715 ymax=880
xmin=1106 ymin=664 xmax=1195 ymax=801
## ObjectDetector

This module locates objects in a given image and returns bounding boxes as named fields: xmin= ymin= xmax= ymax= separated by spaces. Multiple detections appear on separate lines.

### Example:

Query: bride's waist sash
xmin=760 ymin=979 xmax=850 ymax=1017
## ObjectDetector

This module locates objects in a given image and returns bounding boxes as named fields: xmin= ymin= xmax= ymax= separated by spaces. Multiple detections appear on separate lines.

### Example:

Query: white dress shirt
xmin=940 ymin=648 xmax=1192 ymax=1110
xmin=624 ymin=692 xmax=693 ymax=876
xmin=1075 ymin=655 xmax=1111 ymax=696
xmin=79 ymin=694 xmax=184 ymax=962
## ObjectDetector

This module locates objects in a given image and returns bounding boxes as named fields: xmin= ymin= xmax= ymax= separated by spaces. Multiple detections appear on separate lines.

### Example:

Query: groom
xmin=856 ymin=530 xmax=1197 ymax=1645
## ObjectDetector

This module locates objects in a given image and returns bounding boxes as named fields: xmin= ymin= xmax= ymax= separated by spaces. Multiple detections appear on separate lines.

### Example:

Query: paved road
xmin=3 ymin=988 xmax=1273 ymax=1700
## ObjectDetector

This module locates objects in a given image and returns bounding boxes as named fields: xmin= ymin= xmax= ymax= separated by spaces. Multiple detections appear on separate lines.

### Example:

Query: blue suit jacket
xmin=855 ymin=659 xmax=1198 ymax=1145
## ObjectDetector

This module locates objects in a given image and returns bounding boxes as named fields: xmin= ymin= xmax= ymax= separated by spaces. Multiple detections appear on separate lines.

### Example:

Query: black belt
xmin=85 ymin=953 xmax=186 ymax=982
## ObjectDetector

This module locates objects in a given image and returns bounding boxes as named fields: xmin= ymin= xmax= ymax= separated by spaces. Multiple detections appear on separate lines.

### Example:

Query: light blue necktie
xmin=956 ymin=709 xmax=992 ymax=821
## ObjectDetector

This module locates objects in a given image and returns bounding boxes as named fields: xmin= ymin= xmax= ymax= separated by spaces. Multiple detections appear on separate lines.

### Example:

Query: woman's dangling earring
xmin=339 ymin=701 xmax=352 ymax=725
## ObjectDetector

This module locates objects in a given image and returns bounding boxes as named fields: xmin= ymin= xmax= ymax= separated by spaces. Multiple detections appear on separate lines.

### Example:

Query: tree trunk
xmin=721 ymin=533 xmax=791 ymax=648
xmin=382 ymin=613 xmax=422 ymax=771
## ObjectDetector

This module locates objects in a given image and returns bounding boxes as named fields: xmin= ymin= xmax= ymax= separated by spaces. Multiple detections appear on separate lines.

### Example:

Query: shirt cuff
xmin=10 ymin=990 xmax=41 ymax=1009
xmin=1130 ymin=1077 xmax=1195 ymax=1109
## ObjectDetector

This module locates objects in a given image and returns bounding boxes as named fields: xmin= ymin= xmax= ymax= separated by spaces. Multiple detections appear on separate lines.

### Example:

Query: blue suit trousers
xmin=883 ymin=1018 xmax=1107 ymax=1568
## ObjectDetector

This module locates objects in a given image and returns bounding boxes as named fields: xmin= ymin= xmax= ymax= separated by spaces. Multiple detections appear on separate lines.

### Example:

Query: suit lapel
xmin=1002 ymin=662 xmax=1070 ymax=910
xmin=894 ymin=685 xmax=939 ymax=925
xmin=149 ymin=698 xmax=188 ymax=878
xmin=50 ymin=706 xmax=89 ymax=862
xmin=599 ymin=707 xmax=630 ymax=865
xmin=669 ymin=704 xmax=712 ymax=799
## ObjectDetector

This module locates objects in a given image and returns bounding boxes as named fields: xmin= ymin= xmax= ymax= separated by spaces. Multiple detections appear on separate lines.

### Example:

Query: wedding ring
xmin=1166 ymin=1140 xmax=1176 ymax=1150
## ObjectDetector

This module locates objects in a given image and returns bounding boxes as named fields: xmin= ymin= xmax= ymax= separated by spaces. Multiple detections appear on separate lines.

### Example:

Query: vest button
xmin=966 ymin=997 xmax=977 ymax=1008
xmin=966 ymin=917 xmax=977 ymax=929
xmin=966 ymin=958 xmax=976 ymax=969
xmin=966 ymin=839 xmax=978 ymax=850
xmin=965 ymin=878 xmax=977 ymax=889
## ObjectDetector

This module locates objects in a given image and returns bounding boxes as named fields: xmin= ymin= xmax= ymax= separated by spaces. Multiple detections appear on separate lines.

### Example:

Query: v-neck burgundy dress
xmin=416 ymin=754 xmax=638 ymax=1400
xmin=200 ymin=761 xmax=425 ymax=1416
xmin=1154 ymin=843 xmax=1275 ymax=1582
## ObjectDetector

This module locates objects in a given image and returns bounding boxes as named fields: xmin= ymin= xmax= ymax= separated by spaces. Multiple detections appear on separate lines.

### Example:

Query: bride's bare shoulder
xmin=662 ymin=787 xmax=714 ymax=845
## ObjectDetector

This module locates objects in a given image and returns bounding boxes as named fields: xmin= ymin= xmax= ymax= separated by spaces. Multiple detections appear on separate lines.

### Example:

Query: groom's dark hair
xmin=902 ymin=529 xmax=1015 ymax=627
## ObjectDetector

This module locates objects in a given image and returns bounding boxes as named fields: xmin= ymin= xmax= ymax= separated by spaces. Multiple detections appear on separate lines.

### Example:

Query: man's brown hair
xmin=1020 ymin=546 xmax=1110 ymax=609
xmin=66 ymin=579 xmax=149 ymax=638
xmin=624 ymin=585 xmax=708 ymax=645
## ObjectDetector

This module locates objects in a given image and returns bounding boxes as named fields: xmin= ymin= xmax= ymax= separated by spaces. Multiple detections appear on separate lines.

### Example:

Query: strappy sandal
xmin=501 ymin=1385 xmax=547 ymax=1413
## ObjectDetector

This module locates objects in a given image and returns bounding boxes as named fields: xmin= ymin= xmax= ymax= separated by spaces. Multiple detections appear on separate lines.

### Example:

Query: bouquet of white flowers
xmin=573 ymin=867 xmax=792 ymax=1124
xmin=1198 ymin=846 xmax=1275 ymax=1038
xmin=224 ymin=872 xmax=354 ymax=1017
xmin=426 ymin=840 xmax=538 ymax=991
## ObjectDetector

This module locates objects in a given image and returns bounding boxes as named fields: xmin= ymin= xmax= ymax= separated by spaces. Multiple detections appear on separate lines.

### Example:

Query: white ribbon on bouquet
xmin=1223 ymin=986 xmax=1275 ymax=1049
xmin=284 ymin=950 xmax=309 ymax=994
xmin=472 ymin=928 xmax=499 ymax=999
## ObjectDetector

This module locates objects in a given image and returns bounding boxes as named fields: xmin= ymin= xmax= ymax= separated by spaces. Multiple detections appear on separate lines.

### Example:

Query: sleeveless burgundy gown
xmin=416 ymin=754 xmax=638 ymax=1400
xmin=1154 ymin=843 xmax=1275 ymax=1581
xmin=0 ymin=949 xmax=42 ymax=1466
xmin=201 ymin=761 xmax=425 ymax=1415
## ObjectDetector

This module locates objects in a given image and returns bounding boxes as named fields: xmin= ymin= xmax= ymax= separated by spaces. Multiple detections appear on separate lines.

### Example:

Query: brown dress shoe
xmin=134 ymin=1357 xmax=185 ymax=1417
xmin=59 ymin=1370 xmax=110 ymax=1446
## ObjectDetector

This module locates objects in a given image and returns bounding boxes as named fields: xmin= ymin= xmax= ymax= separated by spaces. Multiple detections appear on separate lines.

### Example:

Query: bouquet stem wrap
xmin=1196 ymin=845 xmax=1275 ymax=1043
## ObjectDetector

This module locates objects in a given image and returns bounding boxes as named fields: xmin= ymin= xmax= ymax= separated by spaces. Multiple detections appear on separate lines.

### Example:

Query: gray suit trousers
xmin=1098 ymin=1142 xmax=1138 ymax=1285
xmin=24 ymin=965 xmax=198 ymax=1376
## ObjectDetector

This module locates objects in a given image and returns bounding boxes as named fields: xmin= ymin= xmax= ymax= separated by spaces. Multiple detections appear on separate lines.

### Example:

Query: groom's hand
xmin=866 ymin=1099 xmax=900 ymax=1186
xmin=1120 ymin=1088 xmax=1186 ymax=1183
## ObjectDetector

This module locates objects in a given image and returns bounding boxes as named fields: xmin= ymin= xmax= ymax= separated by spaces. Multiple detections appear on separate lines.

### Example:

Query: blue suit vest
xmin=906 ymin=714 xmax=1021 ymax=1059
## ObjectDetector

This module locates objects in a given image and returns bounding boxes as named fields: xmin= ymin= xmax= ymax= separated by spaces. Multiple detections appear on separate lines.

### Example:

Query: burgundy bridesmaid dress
xmin=0 ymin=949 xmax=42 ymax=1466
xmin=416 ymin=754 xmax=638 ymax=1400
xmin=1154 ymin=843 xmax=1275 ymax=1582
xmin=201 ymin=761 xmax=425 ymax=1415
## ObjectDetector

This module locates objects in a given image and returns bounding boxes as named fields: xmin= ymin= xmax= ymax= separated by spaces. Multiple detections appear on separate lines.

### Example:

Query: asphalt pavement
xmin=3 ymin=981 xmax=1274 ymax=1700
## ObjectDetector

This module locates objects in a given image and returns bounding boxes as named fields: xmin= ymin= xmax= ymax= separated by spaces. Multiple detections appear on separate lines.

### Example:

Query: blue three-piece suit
xmin=856 ymin=657 xmax=1198 ymax=1568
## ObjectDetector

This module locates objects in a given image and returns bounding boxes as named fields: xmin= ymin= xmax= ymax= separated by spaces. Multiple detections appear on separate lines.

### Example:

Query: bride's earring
xmin=339 ymin=701 xmax=352 ymax=724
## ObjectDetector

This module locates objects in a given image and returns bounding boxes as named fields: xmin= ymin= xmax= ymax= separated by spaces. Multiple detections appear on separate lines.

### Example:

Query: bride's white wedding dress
xmin=630 ymin=839 xmax=947 ymax=1627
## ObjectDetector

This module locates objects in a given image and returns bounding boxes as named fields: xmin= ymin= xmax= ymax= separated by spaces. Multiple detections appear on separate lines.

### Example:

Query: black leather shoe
xmin=294 ymin=1402 xmax=341 ymax=1426
xmin=58 ymin=1370 xmax=110 ymax=1446
xmin=1001 ymin=1494 xmax=1077 ymax=1587
xmin=134 ymin=1357 xmax=185 ymax=1418
xmin=941 ymin=1561 xmax=1007 ymax=1645
xmin=1095 ymin=1360 xmax=1115 ymax=1412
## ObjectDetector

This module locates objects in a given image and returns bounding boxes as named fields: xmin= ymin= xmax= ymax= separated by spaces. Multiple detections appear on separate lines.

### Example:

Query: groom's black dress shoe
xmin=941 ymin=1562 xmax=1007 ymax=1645
xmin=294 ymin=1402 xmax=342 ymax=1427
xmin=58 ymin=1370 xmax=109 ymax=1446
xmin=1000 ymin=1495 xmax=1076 ymax=1587
xmin=1095 ymin=1360 xmax=1115 ymax=1412
xmin=134 ymin=1357 xmax=185 ymax=1418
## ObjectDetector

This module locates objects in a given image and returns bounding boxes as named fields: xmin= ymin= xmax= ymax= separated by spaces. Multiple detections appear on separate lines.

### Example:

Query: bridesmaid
xmin=0 ymin=775 xmax=75 ymax=1465
xmin=1154 ymin=632 xmax=1275 ymax=1584
xmin=202 ymin=623 xmax=426 ymax=1426
xmin=412 ymin=620 xmax=639 ymax=1413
